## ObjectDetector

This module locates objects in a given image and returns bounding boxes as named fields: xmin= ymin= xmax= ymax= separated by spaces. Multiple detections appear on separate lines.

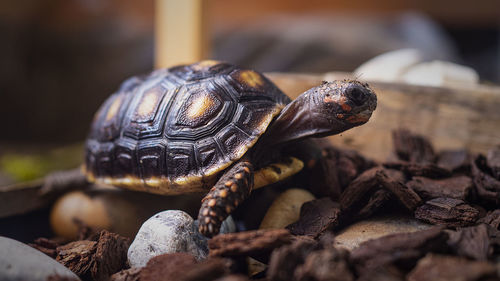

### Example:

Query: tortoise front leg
xmin=198 ymin=161 xmax=253 ymax=237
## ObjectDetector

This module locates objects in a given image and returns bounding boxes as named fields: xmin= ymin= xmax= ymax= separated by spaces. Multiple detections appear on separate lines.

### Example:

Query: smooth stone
xmin=50 ymin=190 xmax=203 ymax=240
xmin=127 ymin=210 xmax=235 ymax=268
xmin=353 ymin=48 xmax=424 ymax=82
xmin=259 ymin=188 xmax=315 ymax=230
xmin=402 ymin=60 xmax=479 ymax=87
xmin=334 ymin=215 xmax=432 ymax=251
xmin=0 ymin=236 xmax=81 ymax=281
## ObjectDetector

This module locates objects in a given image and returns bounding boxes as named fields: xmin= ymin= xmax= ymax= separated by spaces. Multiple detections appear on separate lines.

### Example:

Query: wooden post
xmin=155 ymin=0 xmax=208 ymax=69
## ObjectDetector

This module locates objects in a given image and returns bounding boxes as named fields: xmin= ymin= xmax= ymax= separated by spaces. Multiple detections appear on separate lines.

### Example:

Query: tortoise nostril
xmin=347 ymin=86 xmax=368 ymax=106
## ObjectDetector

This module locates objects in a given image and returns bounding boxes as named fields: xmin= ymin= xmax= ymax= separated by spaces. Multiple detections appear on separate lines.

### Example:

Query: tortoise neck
xmin=259 ymin=90 xmax=333 ymax=147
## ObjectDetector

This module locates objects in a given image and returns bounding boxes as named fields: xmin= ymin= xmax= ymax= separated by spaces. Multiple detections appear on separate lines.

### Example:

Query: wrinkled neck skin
xmin=264 ymin=88 xmax=355 ymax=143
xmin=252 ymin=86 xmax=365 ymax=164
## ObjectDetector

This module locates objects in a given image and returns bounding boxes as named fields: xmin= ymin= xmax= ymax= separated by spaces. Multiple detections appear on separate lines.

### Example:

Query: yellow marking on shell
xmin=145 ymin=178 xmax=161 ymax=187
xmin=234 ymin=173 xmax=243 ymax=180
xmin=257 ymin=104 xmax=285 ymax=133
xmin=187 ymin=94 xmax=214 ymax=119
xmin=86 ymin=157 xmax=302 ymax=194
xmin=198 ymin=103 xmax=285 ymax=179
xmin=105 ymin=95 xmax=123 ymax=121
xmin=204 ymin=164 xmax=228 ymax=178
xmin=86 ymin=101 xmax=286 ymax=196
xmin=192 ymin=60 xmax=220 ymax=70
xmin=136 ymin=91 xmax=159 ymax=119
xmin=239 ymin=70 xmax=264 ymax=88
xmin=85 ymin=172 xmax=210 ymax=195
xmin=174 ymin=176 xmax=191 ymax=185
xmin=253 ymin=157 xmax=304 ymax=189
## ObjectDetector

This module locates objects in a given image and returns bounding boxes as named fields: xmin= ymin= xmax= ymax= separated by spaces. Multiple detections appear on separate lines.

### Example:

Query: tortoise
xmin=84 ymin=60 xmax=377 ymax=237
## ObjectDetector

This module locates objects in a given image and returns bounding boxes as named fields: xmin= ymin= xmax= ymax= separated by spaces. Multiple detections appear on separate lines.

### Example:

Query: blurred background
xmin=0 ymin=0 xmax=499 ymax=243
xmin=0 ymin=0 xmax=499 ymax=185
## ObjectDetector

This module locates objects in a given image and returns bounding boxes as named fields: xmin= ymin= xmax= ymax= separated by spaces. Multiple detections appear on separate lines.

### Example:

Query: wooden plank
xmin=266 ymin=72 xmax=500 ymax=162
xmin=0 ymin=179 xmax=48 ymax=218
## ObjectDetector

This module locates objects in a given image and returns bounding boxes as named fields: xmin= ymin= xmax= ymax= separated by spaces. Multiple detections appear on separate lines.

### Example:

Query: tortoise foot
xmin=198 ymin=161 xmax=253 ymax=237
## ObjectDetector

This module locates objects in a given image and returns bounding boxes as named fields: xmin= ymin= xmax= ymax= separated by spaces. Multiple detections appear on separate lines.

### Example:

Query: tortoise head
xmin=310 ymin=80 xmax=377 ymax=135
xmin=262 ymin=80 xmax=377 ymax=147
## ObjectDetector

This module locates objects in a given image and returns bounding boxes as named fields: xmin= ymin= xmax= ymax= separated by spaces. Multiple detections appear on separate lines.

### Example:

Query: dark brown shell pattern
xmin=84 ymin=61 xmax=290 ymax=194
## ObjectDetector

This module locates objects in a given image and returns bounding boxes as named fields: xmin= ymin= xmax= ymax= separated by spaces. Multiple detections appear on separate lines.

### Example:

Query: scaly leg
xmin=198 ymin=161 xmax=253 ymax=237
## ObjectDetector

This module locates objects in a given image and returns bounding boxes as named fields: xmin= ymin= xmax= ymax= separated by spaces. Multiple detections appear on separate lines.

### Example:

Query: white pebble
xmin=127 ymin=210 xmax=235 ymax=268
xmin=0 ymin=237 xmax=81 ymax=281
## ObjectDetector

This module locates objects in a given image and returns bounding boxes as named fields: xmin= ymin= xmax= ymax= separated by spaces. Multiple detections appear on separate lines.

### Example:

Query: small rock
xmin=50 ymin=190 xmax=202 ymax=240
xmin=127 ymin=210 xmax=234 ymax=267
xmin=334 ymin=215 xmax=431 ymax=251
xmin=50 ymin=191 xmax=111 ymax=240
xmin=353 ymin=48 xmax=424 ymax=83
xmin=259 ymin=188 xmax=315 ymax=230
xmin=401 ymin=60 xmax=479 ymax=88
xmin=218 ymin=215 xmax=237 ymax=234
xmin=0 ymin=236 xmax=81 ymax=281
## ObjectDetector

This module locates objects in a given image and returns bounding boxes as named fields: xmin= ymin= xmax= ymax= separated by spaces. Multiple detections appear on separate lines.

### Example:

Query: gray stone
xmin=218 ymin=215 xmax=236 ymax=234
xmin=334 ymin=215 xmax=431 ymax=251
xmin=127 ymin=210 xmax=235 ymax=268
xmin=0 ymin=236 xmax=81 ymax=281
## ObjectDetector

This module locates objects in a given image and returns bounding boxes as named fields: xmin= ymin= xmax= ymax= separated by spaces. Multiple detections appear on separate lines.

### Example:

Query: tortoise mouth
xmin=334 ymin=94 xmax=377 ymax=125
xmin=346 ymin=108 xmax=374 ymax=124
xmin=346 ymin=88 xmax=377 ymax=123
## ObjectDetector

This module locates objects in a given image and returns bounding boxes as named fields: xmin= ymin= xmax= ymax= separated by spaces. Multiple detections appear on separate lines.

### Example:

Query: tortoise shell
xmin=84 ymin=61 xmax=290 ymax=194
